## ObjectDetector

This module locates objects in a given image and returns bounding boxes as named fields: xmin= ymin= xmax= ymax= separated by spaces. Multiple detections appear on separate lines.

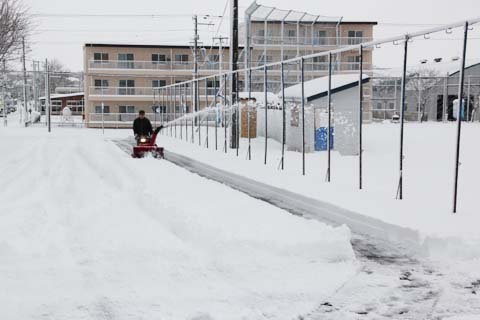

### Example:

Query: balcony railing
xmin=250 ymin=36 xmax=372 ymax=46
xmin=89 ymin=60 xmax=234 ymax=71
xmin=88 ymin=113 xmax=183 ymax=123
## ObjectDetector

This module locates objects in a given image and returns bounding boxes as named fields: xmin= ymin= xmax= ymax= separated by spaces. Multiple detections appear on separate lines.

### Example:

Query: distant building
xmin=83 ymin=18 xmax=376 ymax=128
xmin=39 ymin=92 xmax=84 ymax=116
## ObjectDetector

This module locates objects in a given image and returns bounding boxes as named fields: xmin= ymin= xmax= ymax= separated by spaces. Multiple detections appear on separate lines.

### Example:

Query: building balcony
xmin=88 ymin=60 xmax=236 ymax=74
xmin=250 ymin=36 xmax=372 ymax=47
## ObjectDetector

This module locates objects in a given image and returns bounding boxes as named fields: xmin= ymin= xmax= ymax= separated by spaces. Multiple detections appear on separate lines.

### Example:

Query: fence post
xmin=301 ymin=58 xmax=305 ymax=176
xmin=180 ymin=85 xmax=183 ymax=140
xmin=453 ymin=21 xmax=469 ymax=213
xmin=197 ymin=79 xmax=201 ymax=146
xmin=205 ymin=77 xmax=209 ymax=148
xmin=396 ymin=35 xmax=409 ymax=200
xmin=358 ymin=45 xmax=364 ymax=189
xmin=236 ymin=70 xmax=240 ymax=157
xmin=174 ymin=85 xmax=177 ymax=138
xmin=248 ymin=68 xmax=252 ymax=160
xmin=191 ymin=81 xmax=194 ymax=143
xmin=224 ymin=73 xmax=227 ymax=153
xmin=264 ymin=65 xmax=268 ymax=165
xmin=280 ymin=62 xmax=286 ymax=170
xmin=214 ymin=75 xmax=218 ymax=150
xmin=327 ymin=52 xmax=332 ymax=182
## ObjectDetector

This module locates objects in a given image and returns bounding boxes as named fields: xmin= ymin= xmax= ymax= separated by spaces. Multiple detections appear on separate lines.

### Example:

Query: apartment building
xmin=83 ymin=20 xmax=376 ymax=127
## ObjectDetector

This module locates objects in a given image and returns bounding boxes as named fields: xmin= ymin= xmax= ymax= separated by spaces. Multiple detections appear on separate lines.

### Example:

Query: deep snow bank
xmin=0 ymin=127 xmax=357 ymax=319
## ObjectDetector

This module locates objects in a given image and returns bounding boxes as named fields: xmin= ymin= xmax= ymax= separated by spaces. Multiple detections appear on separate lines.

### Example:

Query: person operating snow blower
xmin=133 ymin=110 xmax=153 ymax=144
xmin=131 ymin=110 xmax=164 ymax=158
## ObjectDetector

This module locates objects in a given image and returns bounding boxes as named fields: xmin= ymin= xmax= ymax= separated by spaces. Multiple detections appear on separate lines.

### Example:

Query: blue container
xmin=315 ymin=127 xmax=334 ymax=151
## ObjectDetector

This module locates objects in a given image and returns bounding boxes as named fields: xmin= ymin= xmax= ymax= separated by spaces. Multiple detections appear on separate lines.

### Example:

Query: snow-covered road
xmin=0 ymin=126 xmax=357 ymax=319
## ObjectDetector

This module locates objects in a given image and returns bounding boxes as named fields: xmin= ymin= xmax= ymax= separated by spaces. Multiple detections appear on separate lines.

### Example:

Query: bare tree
xmin=0 ymin=0 xmax=30 ymax=63
xmin=407 ymin=68 xmax=441 ymax=122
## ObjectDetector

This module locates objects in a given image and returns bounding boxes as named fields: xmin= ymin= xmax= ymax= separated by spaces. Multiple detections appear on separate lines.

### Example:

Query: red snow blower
xmin=132 ymin=126 xmax=164 ymax=158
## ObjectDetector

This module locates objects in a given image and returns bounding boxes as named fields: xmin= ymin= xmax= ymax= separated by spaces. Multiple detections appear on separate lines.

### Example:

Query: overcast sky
xmin=24 ymin=0 xmax=480 ymax=72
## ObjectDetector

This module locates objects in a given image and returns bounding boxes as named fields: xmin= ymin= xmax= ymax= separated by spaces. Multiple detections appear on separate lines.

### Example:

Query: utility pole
xmin=213 ymin=35 xmax=228 ymax=75
xmin=230 ymin=0 xmax=239 ymax=149
xmin=21 ymin=37 xmax=28 ymax=123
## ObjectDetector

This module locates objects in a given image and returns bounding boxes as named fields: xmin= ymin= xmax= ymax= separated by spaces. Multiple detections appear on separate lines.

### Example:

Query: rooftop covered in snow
xmin=283 ymin=74 xmax=370 ymax=102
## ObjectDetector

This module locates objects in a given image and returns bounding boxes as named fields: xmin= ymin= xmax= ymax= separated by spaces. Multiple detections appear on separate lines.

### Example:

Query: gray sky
xmin=25 ymin=0 xmax=480 ymax=72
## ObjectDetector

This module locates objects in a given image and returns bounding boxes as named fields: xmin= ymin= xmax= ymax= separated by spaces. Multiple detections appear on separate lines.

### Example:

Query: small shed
xmin=281 ymin=74 xmax=370 ymax=155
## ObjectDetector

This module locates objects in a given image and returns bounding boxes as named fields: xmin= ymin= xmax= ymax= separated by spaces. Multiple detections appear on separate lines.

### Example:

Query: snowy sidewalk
xmin=0 ymin=127 xmax=357 ymax=320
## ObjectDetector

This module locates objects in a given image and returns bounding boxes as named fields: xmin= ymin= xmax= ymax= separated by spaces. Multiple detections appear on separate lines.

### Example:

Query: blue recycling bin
xmin=315 ymin=127 xmax=334 ymax=151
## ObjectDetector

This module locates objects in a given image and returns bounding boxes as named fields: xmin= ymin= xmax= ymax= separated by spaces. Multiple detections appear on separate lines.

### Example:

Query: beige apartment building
xmin=83 ymin=20 xmax=376 ymax=127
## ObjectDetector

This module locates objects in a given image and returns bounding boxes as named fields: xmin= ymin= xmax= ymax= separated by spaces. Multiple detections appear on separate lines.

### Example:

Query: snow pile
xmin=0 ymin=127 xmax=357 ymax=319
xmin=156 ymin=122 xmax=480 ymax=258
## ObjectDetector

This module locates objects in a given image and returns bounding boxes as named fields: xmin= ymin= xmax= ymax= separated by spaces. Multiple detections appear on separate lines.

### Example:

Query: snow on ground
xmin=155 ymin=122 xmax=480 ymax=258
xmin=0 ymin=119 xmax=357 ymax=319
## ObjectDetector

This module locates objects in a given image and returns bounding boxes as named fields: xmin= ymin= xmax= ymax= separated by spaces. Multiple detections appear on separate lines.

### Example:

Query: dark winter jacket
xmin=133 ymin=117 xmax=153 ymax=136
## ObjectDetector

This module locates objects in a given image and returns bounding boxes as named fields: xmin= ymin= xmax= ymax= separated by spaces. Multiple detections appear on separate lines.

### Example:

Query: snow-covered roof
xmin=39 ymin=92 xmax=84 ymax=100
xmin=373 ymin=58 xmax=480 ymax=78
xmin=283 ymin=74 xmax=370 ymax=101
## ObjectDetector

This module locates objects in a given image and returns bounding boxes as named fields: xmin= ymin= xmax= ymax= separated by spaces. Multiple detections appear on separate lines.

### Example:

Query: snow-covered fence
xmin=155 ymin=16 xmax=480 ymax=214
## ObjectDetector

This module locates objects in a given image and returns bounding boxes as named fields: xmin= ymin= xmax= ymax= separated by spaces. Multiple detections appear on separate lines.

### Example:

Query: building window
xmin=93 ymin=52 xmax=109 ymax=63
xmin=119 ymin=80 xmax=135 ymax=95
xmin=347 ymin=56 xmax=361 ymax=70
xmin=174 ymin=54 xmax=189 ymax=64
xmin=314 ymin=30 xmax=327 ymax=45
xmin=119 ymin=105 xmax=135 ymax=113
xmin=348 ymin=31 xmax=364 ymax=45
xmin=312 ymin=56 xmax=327 ymax=70
xmin=152 ymin=80 xmax=167 ymax=88
xmin=95 ymin=105 xmax=110 ymax=113
xmin=375 ymin=102 xmax=383 ymax=110
xmin=152 ymin=54 xmax=166 ymax=64
xmin=388 ymin=102 xmax=395 ymax=110
xmin=118 ymin=53 xmax=134 ymax=68
xmin=94 ymin=79 xmax=109 ymax=94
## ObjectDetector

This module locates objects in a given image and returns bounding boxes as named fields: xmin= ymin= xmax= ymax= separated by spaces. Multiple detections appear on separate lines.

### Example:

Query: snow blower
xmin=132 ymin=126 xmax=164 ymax=158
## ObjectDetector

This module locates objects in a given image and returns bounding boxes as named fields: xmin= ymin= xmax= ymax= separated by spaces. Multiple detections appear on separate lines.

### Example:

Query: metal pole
xmin=248 ymin=68 xmax=252 ymax=160
xmin=301 ymin=58 xmax=306 ymax=176
xmin=358 ymin=45 xmax=364 ymax=189
xmin=264 ymin=65 xmax=268 ymax=165
xmin=180 ymin=83 xmax=183 ymax=140
xmin=327 ymin=52 xmax=332 ymax=182
xmin=153 ymin=89 xmax=157 ymax=128
xmin=32 ymin=61 xmax=38 ymax=112
xmin=467 ymin=76 xmax=471 ymax=121
xmin=443 ymin=77 xmax=448 ymax=122
xmin=101 ymin=102 xmax=105 ymax=134
xmin=205 ymin=77 xmax=209 ymax=148
xmin=230 ymin=0 xmax=239 ymax=150
xmin=396 ymin=35 xmax=409 ymax=200
xmin=174 ymin=85 xmax=177 ymax=138
xmin=197 ymin=79 xmax=201 ymax=146
xmin=236 ymin=70 xmax=239 ymax=157
xmin=453 ymin=21 xmax=469 ymax=213
xmin=22 ymin=37 xmax=28 ymax=123
xmin=214 ymin=75 xmax=218 ymax=150
xmin=2 ymin=60 xmax=6 ymax=126
xmin=224 ymin=73 xmax=227 ymax=153
xmin=281 ymin=62 xmax=286 ymax=170
xmin=169 ymin=87 xmax=173 ymax=136
xmin=45 ymin=59 xmax=51 ymax=133
xmin=191 ymin=82 xmax=194 ymax=143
